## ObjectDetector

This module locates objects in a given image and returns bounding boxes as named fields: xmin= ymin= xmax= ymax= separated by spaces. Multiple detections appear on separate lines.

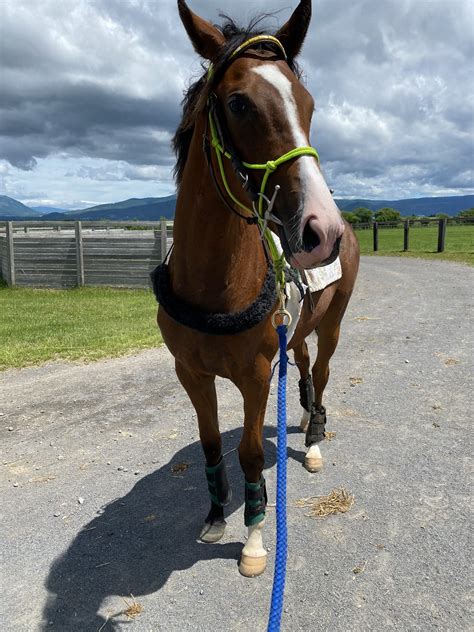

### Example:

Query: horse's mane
xmin=173 ymin=15 xmax=302 ymax=185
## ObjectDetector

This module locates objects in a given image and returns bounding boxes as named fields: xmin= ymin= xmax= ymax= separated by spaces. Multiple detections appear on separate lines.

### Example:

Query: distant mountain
xmin=335 ymin=195 xmax=474 ymax=216
xmin=39 ymin=194 xmax=474 ymax=221
xmin=40 ymin=196 xmax=177 ymax=221
xmin=31 ymin=205 xmax=68 ymax=214
xmin=2 ymin=193 xmax=473 ymax=222
xmin=0 ymin=196 xmax=41 ymax=218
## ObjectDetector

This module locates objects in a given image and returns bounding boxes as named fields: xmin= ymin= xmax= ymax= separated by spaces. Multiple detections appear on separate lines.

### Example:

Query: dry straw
xmin=295 ymin=487 xmax=354 ymax=518
xmin=121 ymin=595 xmax=143 ymax=619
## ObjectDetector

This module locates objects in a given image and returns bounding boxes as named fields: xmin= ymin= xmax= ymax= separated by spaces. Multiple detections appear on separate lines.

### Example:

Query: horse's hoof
xmin=238 ymin=552 xmax=267 ymax=577
xmin=200 ymin=519 xmax=226 ymax=543
xmin=304 ymin=456 xmax=323 ymax=472
xmin=304 ymin=444 xmax=323 ymax=472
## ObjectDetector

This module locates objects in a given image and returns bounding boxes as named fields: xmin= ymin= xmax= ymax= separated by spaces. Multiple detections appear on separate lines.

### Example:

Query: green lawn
xmin=1 ymin=223 xmax=471 ymax=370
xmin=0 ymin=284 xmax=162 ymax=370
xmin=354 ymin=224 xmax=474 ymax=265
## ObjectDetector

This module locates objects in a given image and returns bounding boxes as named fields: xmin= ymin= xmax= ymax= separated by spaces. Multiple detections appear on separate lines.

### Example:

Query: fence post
xmin=160 ymin=219 xmax=168 ymax=262
xmin=373 ymin=221 xmax=379 ymax=252
xmin=75 ymin=221 xmax=84 ymax=287
xmin=437 ymin=218 xmax=447 ymax=253
xmin=403 ymin=220 xmax=409 ymax=252
xmin=6 ymin=221 xmax=15 ymax=287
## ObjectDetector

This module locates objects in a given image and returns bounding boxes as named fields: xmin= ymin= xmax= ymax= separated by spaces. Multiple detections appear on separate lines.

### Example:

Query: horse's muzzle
xmin=279 ymin=216 xmax=344 ymax=270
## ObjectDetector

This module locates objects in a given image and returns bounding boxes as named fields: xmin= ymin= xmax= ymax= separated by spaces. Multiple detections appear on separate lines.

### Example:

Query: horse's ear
xmin=177 ymin=0 xmax=225 ymax=61
xmin=276 ymin=0 xmax=312 ymax=61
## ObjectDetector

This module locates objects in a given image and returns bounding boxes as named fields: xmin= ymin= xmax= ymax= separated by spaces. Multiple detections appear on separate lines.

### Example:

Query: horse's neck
xmin=170 ymin=116 xmax=267 ymax=312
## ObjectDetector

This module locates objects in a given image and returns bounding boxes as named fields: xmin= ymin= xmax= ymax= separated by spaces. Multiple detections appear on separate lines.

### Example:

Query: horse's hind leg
xmin=293 ymin=340 xmax=314 ymax=432
xmin=175 ymin=361 xmax=231 ymax=543
xmin=304 ymin=319 xmax=341 ymax=473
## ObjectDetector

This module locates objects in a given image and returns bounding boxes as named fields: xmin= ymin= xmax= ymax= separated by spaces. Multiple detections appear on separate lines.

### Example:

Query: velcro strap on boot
xmin=299 ymin=375 xmax=314 ymax=412
xmin=205 ymin=457 xmax=231 ymax=507
xmin=244 ymin=476 xmax=267 ymax=526
xmin=305 ymin=404 xmax=327 ymax=447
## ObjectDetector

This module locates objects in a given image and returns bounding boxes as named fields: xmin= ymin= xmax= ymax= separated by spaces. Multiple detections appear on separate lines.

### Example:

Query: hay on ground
xmin=295 ymin=487 xmax=354 ymax=518
xmin=121 ymin=595 xmax=143 ymax=619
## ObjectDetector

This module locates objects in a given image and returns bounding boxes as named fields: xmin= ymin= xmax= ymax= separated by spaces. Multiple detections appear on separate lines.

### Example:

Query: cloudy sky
xmin=0 ymin=0 xmax=473 ymax=209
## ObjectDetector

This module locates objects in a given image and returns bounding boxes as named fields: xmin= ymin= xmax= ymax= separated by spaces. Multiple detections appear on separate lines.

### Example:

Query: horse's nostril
xmin=302 ymin=221 xmax=321 ymax=252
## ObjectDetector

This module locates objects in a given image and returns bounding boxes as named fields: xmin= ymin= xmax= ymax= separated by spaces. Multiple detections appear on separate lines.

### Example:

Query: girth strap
xmin=305 ymin=404 xmax=327 ymax=447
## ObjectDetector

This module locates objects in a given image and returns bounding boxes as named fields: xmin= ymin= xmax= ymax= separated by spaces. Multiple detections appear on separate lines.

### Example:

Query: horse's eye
xmin=228 ymin=95 xmax=248 ymax=115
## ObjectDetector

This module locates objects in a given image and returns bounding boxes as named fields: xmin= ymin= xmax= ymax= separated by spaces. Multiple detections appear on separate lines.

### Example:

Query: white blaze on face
xmin=252 ymin=64 xmax=344 ymax=267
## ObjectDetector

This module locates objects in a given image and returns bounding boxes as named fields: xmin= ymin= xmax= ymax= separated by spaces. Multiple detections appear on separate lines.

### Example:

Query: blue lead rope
xmin=267 ymin=324 xmax=288 ymax=632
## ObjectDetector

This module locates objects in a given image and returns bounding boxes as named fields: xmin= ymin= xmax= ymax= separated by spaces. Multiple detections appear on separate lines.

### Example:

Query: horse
xmin=153 ymin=0 xmax=360 ymax=577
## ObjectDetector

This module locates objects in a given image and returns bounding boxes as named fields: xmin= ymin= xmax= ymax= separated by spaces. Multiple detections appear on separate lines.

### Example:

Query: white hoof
xmin=239 ymin=552 xmax=267 ymax=577
xmin=300 ymin=409 xmax=310 ymax=433
xmin=239 ymin=519 xmax=267 ymax=577
xmin=200 ymin=519 xmax=226 ymax=543
xmin=304 ymin=443 xmax=323 ymax=473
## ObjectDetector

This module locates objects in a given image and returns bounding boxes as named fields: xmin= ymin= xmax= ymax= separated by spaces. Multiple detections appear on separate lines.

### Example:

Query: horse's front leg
xmin=175 ymin=361 xmax=231 ymax=543
xmin=234 ymin=358 xmax=271 ymax=577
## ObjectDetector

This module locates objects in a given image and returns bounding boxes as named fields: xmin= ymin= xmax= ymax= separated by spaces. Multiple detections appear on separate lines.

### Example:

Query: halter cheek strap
xmin=204 ymin=34 xmax=321 ymax=295
xmin=207 ymin=98 xmax=319 ymax=289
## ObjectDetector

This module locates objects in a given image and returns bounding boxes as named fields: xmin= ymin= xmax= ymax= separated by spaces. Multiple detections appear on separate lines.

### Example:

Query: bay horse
xmin=154 ymin=0 xmax=359 ymax=577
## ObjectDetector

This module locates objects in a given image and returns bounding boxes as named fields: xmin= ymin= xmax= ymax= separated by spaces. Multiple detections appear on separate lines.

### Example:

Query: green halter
xmin=206 ymin=35 xmax=320 ymax=293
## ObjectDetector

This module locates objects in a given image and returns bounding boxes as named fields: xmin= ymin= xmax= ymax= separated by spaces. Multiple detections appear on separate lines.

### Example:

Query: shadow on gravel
xmin=42 ymin=426 xmax=304 ymax=630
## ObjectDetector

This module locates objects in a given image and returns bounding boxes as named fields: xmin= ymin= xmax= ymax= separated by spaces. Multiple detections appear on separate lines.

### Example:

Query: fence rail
xmin=352 ymin=217 xmax=474 ymax=230
xmin=355 ymin=218 xmax=469 ymax=253
xmin=0 ymin=220 xmax=173 ymax=288
xmin=0 ymin=217 xmax=472 ymax=288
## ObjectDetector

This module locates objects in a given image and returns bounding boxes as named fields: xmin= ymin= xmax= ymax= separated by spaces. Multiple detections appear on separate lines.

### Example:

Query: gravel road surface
xmin=1 ymin=256 xmax=472 ymax=631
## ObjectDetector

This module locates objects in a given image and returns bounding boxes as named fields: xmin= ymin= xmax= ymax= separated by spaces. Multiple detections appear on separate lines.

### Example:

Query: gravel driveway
xmin=1 ymin=256 xmax=472 ymax=631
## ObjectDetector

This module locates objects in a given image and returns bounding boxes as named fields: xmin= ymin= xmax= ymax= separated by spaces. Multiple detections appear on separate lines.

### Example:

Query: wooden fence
xmin=0 ymin=221 xmax=173 ymax=288
xmin=353 ymin=217 xmax=473 ymax=252
xmin=1 ymin=217 xmax=472 ymax=288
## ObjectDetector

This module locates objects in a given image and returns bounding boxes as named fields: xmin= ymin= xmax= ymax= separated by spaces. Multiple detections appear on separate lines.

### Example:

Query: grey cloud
xmin=0 ymin=0 xmax=472 ymax=198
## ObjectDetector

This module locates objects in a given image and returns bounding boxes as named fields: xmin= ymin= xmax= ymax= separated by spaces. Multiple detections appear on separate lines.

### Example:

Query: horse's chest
xmin=158 ymin=308 xmax=275 ymax=378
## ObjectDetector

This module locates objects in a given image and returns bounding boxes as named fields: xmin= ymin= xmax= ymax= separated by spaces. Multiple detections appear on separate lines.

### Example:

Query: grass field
xmin=1 ymin=223 xmax=471 ymax=370
xmin=354 ymin=224 xmax=474 ymax=265
xmin=0 ymin=285 xmax=161 ymax=370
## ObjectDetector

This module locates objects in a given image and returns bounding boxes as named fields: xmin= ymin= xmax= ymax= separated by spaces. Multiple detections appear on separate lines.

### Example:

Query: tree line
xmin=341 ymin=207 xmax=474 ymax=225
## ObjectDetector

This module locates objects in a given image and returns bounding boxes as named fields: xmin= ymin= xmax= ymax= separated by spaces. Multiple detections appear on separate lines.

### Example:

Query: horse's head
xmin=178 ymin=0 xmax=344 ymax=270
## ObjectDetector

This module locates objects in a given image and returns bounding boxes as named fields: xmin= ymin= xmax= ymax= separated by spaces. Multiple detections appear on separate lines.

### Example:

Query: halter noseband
xmin=204 ymin=35 xmax=320 ymax=286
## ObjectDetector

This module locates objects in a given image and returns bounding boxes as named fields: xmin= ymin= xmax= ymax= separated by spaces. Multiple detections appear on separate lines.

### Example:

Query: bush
xmin=354 ymin=207 xmax=373 ymax=223
xmin=341 ymin=211 xmax=359 ymax=224
xmin=374 ymin=208 xmax=402 ymax=223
